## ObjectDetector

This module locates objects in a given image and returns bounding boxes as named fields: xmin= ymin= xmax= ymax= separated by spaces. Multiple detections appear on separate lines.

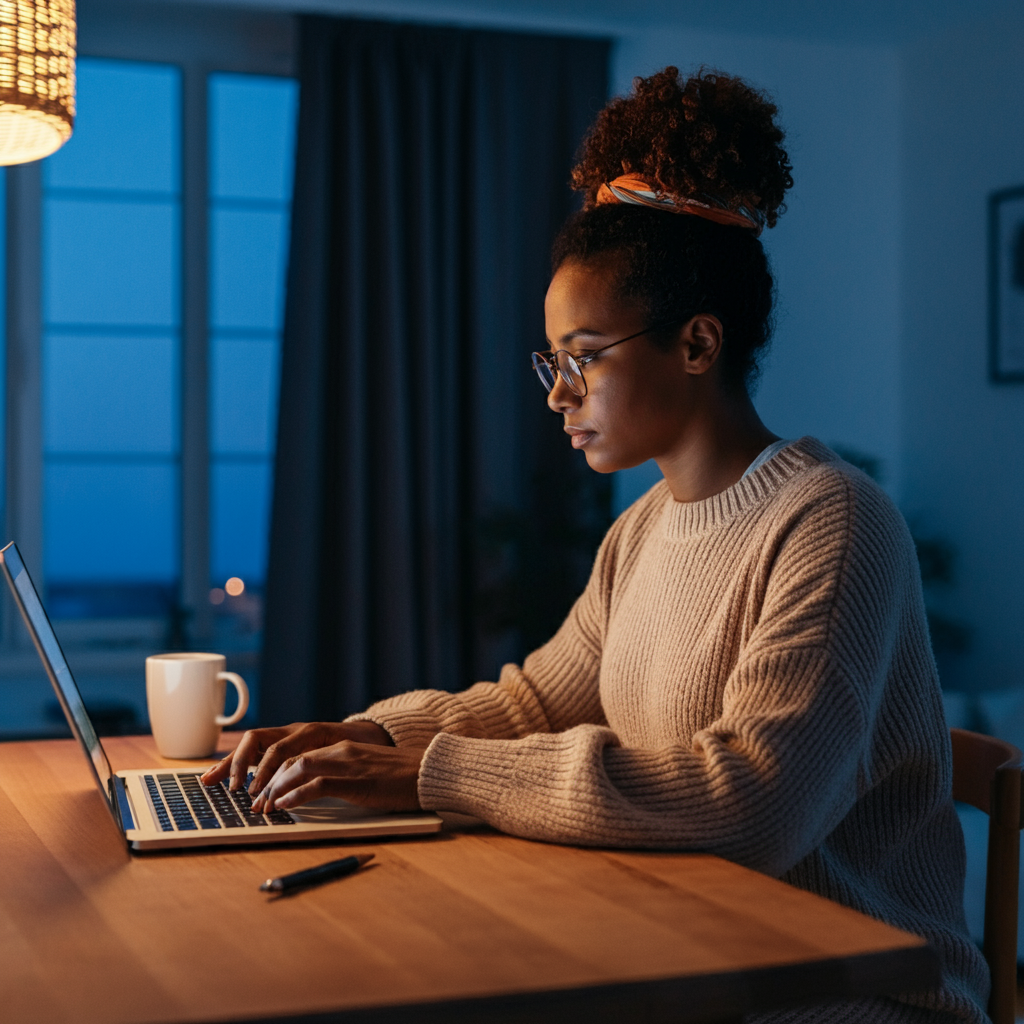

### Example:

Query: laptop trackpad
xmin=285 ymin=797 xmax=383 ymax=822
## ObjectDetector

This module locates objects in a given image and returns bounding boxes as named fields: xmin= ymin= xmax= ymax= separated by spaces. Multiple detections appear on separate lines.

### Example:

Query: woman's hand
xmin=200 ymin=720 xmax=394 ymax=794
xmin=249 ymin=741 xmax=427 ymax=813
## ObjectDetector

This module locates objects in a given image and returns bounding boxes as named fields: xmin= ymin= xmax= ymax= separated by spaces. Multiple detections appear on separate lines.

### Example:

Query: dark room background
xmin=0 ymin=0 xmax=1021 ymax=748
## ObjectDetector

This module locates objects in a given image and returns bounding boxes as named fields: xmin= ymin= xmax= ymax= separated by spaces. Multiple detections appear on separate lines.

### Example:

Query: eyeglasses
xmin=531 ymin=319 xmax=683 ymax=398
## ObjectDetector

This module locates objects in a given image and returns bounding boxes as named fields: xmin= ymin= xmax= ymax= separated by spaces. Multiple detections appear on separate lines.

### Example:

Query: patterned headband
xmin=595 ymin=173 xmax=766 ymax=236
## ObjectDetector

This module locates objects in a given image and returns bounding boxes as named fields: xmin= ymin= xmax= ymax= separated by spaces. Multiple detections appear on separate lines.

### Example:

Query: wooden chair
xmin=950 ymin=727 xmax=1024 ymax=1024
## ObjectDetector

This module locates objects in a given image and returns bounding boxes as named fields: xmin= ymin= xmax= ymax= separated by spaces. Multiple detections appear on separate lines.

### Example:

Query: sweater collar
xmin=660 ymin=436 xmax=833 ymax=540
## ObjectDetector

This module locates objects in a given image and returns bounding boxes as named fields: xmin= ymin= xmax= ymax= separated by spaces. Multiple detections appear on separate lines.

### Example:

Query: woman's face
xmin=542 ymin=257 xmax=706 ymax=474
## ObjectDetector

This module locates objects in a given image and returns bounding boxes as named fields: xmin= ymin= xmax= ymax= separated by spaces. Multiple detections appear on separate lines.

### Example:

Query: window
xmin=0 ymin=7 xmax=297 ymax=738
xmin=44 ymin=60 xmax=183 ymax=617
xmin=209 ymin=74 xmax=297 ymax=598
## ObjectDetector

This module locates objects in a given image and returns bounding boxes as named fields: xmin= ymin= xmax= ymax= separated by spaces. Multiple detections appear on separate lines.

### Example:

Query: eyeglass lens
xmin=531 ymin=351 xmax=586 ymax=396
xmin=532 ymin=352 xmax=557 ymax=391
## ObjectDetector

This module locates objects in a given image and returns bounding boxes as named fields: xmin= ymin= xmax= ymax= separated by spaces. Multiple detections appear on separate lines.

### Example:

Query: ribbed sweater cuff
xmin=417 ymin=732 xmax=518 ymax=817
xmin=343 ymin=710 xmax=438 ymax=748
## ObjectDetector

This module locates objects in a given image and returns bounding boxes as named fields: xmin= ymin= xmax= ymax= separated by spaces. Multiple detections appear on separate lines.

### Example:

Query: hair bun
xmin=572 ymin=67 xmax=793 ymax=229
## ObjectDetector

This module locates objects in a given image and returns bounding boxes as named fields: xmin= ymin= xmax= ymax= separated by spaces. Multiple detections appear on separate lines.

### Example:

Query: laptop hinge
xmin=109 ymin=775 xmax=135 ymax=832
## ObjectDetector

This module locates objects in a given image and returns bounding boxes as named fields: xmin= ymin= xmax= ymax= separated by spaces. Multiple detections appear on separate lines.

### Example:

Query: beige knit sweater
xmin=352 ymin=438 xmax=989 ymax=1024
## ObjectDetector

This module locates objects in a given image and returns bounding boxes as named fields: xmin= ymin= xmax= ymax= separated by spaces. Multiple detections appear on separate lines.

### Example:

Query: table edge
xmin=192 ymin=942 xmax=941 ymax=1024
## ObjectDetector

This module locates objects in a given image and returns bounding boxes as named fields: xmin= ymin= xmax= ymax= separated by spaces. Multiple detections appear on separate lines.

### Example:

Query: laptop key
xmin=157 ymin=775 xmax=198 ymax=831
xmin=197 ymin=774 xmax=295 ymax=828
xmin=179 ymin=774 xmax=221 ymax=828
xmin=202 ymin=780 xmax=255 ymax=828
xmin=144 ymin=774 xmax=174 ymax=832
xmin=226 ymin=780 xmax=273 ymax=826
xmin=206 ymin=794 xmax=244 ymax=827
xmin=233 ymin=787 xmax=256 ymax=808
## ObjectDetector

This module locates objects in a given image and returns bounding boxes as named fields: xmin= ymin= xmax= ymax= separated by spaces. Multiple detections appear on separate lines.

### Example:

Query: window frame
xmin=1 ymin=2 xmax=297 ymax=672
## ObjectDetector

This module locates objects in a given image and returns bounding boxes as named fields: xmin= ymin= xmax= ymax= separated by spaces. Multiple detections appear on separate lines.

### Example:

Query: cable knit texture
xmin=348 ymin=438 xmax=989 ymax=1024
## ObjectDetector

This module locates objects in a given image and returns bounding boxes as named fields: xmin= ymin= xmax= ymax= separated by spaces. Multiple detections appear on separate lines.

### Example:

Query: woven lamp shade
xmin=0 ymin=0 xmax=75 ymax=166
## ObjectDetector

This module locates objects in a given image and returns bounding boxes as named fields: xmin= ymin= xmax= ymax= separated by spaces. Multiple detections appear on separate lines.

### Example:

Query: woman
xmin=204 ymin=68 xmax=987 ymax=1023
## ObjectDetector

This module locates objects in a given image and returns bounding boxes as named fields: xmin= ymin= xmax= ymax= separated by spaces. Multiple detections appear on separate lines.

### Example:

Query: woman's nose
xmin=547 ymin=373 xmax=582 ymax=414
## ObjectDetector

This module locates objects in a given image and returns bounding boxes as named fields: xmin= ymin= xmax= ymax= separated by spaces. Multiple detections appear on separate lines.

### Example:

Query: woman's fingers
xmin=201 ymin=722 xmax=398 ymax=795
xmin=246 ymin=724 xmax=329 ymax=795
xmin=200 ymin=723 xmax=311 ymax=791
xmin=250 ymin=741 xmax=425 ymax=813
xmin=248 ymin=722 xmax=398 ymax=794
xmin=199 ymin=752 xmax=233 ymax=786
xmin=256 ymin=755 xmax=326 ymax=811
xmin=199 ymin=727 xmax=284 ymax=790
xmin=229 ymin=728 xmax=289 ymax=790
xmin=270 ymin=776 xmax=334 ymax=809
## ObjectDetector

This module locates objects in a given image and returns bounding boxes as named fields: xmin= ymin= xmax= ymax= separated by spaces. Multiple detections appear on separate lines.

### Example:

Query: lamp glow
xmin=0 ymin=0 xmax=76 ymax=166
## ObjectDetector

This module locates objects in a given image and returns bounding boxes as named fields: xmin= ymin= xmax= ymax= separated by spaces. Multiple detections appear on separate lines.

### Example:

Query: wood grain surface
xmin=0 ymin=735 xmax=939 ymax=1024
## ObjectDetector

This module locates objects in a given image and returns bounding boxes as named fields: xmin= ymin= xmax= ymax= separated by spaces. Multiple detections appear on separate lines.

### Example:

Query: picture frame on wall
xmin=989 ymin=185 xmax=1024 ymax=382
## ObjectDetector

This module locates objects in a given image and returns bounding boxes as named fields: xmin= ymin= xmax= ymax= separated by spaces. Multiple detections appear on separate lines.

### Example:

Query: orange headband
xmin=595 ymin=173 xmax=765 ymax=236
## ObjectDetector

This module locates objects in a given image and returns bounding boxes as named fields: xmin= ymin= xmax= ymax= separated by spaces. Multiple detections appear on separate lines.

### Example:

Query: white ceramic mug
xmin=146 ymin=652 xmax=249 ymax=759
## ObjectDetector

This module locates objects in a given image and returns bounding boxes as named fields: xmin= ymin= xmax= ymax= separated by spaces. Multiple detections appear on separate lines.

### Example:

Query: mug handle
xmin=215 ymin=671 xmax=250 ymax=727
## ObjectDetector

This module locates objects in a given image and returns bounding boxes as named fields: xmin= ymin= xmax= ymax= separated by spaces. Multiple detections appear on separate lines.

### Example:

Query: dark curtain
xmin=260 ymin=17 xmax=610 ymax=723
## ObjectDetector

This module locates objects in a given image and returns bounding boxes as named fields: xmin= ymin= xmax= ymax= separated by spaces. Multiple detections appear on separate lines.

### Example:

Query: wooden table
xmin=0 ymin=735 xmax=939 ymax=1024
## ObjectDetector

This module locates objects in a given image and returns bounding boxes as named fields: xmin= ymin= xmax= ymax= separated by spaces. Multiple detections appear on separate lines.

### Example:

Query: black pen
xmin=260 ymin=853 xmax=374 ymax=893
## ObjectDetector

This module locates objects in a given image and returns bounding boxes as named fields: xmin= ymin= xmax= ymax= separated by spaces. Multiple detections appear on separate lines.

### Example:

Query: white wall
xmin=611 ymin=31 xmax=902 ymax=512
xmin=900 ymin=11 xmax=1024 ymax=693
xmin=614 ymin=15 xmax=1024 ymax=698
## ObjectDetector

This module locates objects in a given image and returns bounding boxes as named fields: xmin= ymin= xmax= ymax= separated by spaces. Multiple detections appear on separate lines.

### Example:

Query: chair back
xmin=950 ymin=727 xmax=1024 ymax=1024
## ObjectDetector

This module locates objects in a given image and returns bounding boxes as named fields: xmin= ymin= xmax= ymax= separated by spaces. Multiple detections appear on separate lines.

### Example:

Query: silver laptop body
xmin=0 ymin=541 xmax=443 ymax=851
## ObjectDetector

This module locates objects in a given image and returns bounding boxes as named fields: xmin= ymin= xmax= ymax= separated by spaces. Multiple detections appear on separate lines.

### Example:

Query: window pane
xmin=211 ymin=461 xmax=271 ymax=584
xmin=44 ymin=199 xmax=179 ymax=326
xmin=210 ymin=208 xmax=289 ymax=330
xmin=41 ymin=57 xmax=182 ymax=619
xmin=44 ymin=59 xmax=180 ymax=194
xmin=208 ymin=71 xmax=296 ymax=611
xmin=45 ymin=463 xmax=178 ymax=582
xmin=211 ymin=337 xmax=278 ymax=455
xmin=210 ymin=75 xmax=298 ymax=201
xmin=44 ymin=333 xmax=177 ymax=454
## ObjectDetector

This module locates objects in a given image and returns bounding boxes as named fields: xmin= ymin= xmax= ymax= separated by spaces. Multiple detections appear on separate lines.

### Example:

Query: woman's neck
xmin=655 ymin=390 xmax=778 ymax=504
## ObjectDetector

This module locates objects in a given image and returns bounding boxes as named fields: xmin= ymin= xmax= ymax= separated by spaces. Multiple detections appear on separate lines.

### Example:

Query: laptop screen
xmin=0 ymin=542 xmax=118 ymax=825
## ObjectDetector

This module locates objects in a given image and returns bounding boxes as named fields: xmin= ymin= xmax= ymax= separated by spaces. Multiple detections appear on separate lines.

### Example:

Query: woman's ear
xmin=679 ymin=314 xmax=724 ymax=376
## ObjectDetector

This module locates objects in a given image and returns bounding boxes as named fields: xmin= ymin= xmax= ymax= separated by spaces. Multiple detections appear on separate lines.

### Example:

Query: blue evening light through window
xmin=40 ymin=60 xmax=297 ymax=617
xmin=42 ymin=59 xmax=181 ymax=614
xmin=209 ymin=73 xmax=297 ymax=588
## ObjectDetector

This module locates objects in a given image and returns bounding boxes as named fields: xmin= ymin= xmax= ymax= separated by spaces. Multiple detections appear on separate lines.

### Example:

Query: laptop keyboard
xmin=143 ymin=772 xmax=296 ymax=833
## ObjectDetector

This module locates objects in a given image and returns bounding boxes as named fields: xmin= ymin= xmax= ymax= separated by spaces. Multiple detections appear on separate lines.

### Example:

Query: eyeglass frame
xmin=531 ymin=318 xmax=685 ymax=398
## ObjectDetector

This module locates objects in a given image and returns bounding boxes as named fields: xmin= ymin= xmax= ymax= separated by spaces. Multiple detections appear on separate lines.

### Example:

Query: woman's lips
xmin=564 ymin=425 xmax=596 ymax=449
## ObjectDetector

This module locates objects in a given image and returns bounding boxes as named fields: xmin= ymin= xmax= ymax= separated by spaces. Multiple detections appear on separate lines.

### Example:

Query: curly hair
xmin=553 ymin=67 xmax=794 ymax=391
xmin=572 ymin=66 xmax=792 ymax=228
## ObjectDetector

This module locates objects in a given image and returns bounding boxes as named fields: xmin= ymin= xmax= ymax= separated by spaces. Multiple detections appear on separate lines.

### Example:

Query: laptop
xmin=0 ymin=541 xmax=443 ymax=851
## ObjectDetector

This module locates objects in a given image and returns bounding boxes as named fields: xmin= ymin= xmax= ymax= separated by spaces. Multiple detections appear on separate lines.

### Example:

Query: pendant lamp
xmin=0 ymin=0 xmax=75 ymax=166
